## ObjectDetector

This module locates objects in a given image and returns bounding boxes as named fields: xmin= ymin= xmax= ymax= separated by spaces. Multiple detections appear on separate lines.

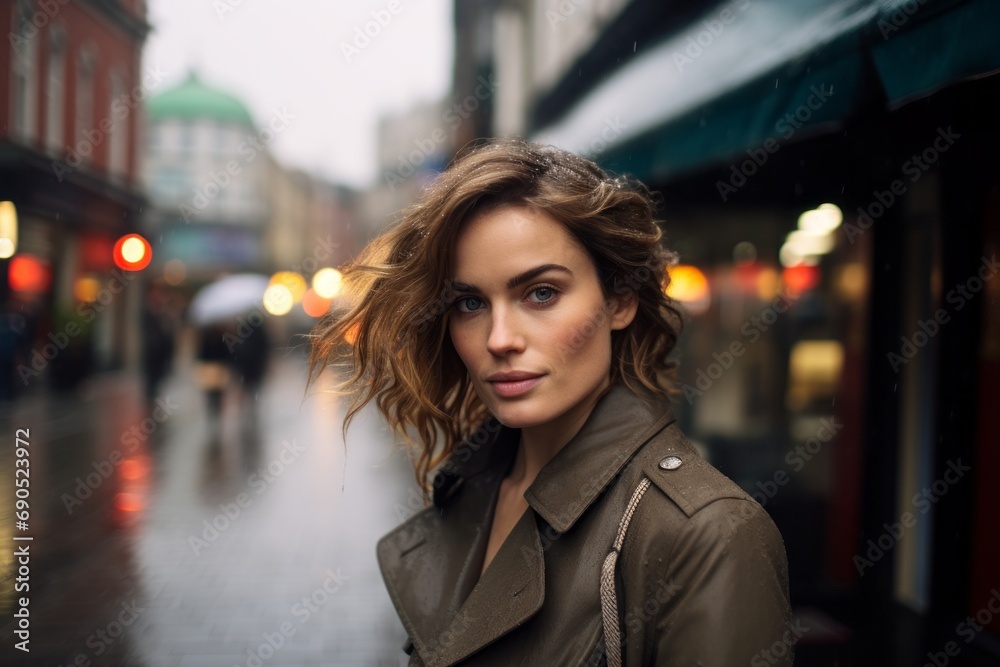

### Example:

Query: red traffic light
xmin=113 ymin=234 xmax=152 ymax=271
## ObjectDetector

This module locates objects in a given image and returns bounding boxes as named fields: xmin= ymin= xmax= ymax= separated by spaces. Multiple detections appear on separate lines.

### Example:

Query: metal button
xmin=658 ymin=456 xmax=683 ymax=470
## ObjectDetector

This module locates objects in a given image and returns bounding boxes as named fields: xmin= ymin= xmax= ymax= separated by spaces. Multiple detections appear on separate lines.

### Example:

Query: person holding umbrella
xmin=190 ymin=274 xmax=271 ymax=442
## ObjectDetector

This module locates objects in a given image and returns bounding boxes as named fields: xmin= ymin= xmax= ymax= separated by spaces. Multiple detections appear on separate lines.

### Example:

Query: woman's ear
xmin=609 ymin=293 xmax=639 ymax=331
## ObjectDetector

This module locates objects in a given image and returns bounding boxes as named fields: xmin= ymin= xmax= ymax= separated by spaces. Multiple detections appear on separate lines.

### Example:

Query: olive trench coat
xmin=377 ymin=383 xmax=793 ymax=666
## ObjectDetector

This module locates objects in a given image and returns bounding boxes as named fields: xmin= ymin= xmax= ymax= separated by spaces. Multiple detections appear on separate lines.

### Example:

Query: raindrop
xmin=775 ymin=78 xmax=779 ymax=89
xmin=633 ymin=41 xmax=637 ymax=53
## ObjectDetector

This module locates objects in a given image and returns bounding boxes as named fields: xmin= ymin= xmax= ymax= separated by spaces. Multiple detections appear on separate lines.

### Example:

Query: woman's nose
xmin=486 ymin=306 xmax=526 ymax=356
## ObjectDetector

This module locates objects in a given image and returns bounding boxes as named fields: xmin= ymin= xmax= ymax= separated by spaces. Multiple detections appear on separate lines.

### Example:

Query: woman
xmin=308 ymin=139 xmax=792 ymax=666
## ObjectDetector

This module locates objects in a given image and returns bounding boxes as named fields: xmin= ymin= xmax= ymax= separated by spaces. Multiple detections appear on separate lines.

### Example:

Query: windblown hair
xmin=307 ymin=137 xmax=684 ymax=497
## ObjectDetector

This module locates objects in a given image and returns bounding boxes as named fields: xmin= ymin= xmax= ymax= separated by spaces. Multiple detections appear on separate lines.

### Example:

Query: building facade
xmin=0 ymin=0 xmax=151 ymax=392
xmin=143 ymin=71 xmax=271 ymax=283
xmin=143 ymin=70 xmax=358 ymax=336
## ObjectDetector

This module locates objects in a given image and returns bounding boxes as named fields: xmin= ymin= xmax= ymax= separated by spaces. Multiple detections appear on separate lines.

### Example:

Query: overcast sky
xmin=144 ymin=0 xmax=454 ymax=188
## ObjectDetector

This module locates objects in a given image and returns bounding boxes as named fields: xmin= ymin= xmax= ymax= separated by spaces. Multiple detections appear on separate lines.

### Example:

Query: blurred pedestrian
xmin=0 ymin=299 xmax=25 ymax=402
xmin=308 ymin=138 xmax=792 ymax=665
xmin=230 ymin=321 xmax=270 ymax=401
xmin=230 ymin=321 xmax=270 ymax=452
xmin=195 ymin=323 xmax=230 ymax=430
xmin=141 ymin=282 xmax=176 ymax=408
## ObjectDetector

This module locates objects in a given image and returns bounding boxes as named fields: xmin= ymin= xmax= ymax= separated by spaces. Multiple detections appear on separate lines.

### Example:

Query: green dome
xmin=148 ymin=71 xmax=255 ymax=126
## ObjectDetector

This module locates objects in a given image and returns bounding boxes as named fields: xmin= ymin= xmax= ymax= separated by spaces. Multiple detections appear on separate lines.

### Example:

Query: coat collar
xmin=378 ymin=383 xmax=676 ymax=666
xmin=435 ymin=382 xmax=677 ymax=531
xmin=523 ymin=383 xmax=676 ymax=532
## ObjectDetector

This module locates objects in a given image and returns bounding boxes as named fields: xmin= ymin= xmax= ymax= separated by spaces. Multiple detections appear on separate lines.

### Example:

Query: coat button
xmin=658 ymin=455 xmax=683 ymax=470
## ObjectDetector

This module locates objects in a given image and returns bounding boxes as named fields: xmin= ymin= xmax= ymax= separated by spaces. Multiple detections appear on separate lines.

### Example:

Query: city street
xmin=0 ymin=350 xmax=418 ymax=666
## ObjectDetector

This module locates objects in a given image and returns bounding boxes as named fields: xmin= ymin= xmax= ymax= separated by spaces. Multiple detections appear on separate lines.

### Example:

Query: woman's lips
xmin=489 ymin=376 xmax=543 ymax=398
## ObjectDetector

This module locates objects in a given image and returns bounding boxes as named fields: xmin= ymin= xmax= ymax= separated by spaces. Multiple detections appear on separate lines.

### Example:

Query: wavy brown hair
xmin=307 ymin=138 xmax=684 ymax=498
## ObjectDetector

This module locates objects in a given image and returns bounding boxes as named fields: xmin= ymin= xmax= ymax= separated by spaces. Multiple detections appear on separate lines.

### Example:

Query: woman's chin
xmin=487 ymin=402 xmax=550 ymax=430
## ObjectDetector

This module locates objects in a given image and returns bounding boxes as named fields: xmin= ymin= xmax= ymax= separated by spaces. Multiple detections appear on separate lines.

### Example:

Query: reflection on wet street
xmin=0 ymin=352 xmax=417 ymax=666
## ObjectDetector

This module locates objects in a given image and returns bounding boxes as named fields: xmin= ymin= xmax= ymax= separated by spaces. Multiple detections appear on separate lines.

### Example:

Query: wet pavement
xmin=0 ymin=349 xmax=419 ymax=666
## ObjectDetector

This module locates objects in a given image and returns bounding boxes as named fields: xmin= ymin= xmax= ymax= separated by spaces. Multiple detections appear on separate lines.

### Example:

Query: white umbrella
xmin=189 ymin=273 xmax=270 ymax=325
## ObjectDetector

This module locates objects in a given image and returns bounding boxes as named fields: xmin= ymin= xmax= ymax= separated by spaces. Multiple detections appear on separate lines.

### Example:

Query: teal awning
xmin=870 ymin=0 xmax=1000 ymax=107
xmin=530 ymin=0 xmax=1000 ymax=183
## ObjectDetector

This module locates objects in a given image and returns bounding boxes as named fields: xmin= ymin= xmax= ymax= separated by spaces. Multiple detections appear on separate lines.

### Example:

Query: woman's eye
xmin=528 ymin=286 xmax=558 ymax=304
xmin=453 ymin=296 xmax=483 ymax=314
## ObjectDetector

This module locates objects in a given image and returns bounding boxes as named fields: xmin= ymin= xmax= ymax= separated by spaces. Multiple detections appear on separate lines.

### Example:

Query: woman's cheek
xmin=546 ymin=303 xmax=610 ymax=364
xmin=448 ymin=326 xmax=475 ymax=370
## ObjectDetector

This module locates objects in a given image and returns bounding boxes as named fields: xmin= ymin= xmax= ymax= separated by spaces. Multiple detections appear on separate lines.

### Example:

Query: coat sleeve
xmin=621 ymin=495 xmax=794 ymax=666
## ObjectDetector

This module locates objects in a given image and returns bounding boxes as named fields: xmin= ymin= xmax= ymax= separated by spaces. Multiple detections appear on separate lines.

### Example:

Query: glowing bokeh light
xmin=312 ymin=268 xmax=343 ymax=299
xmin=73 ymin=276 xmax=101 ymax=302
xmin=0 ymin=201 xmax=17 ymax=259
xmin=263 ymin=284 xmax=293 ymax=315
xmin=797 ymin=203 xmax=843 ymax=234
xmin=302 ymin=288 xmax=332 ymax=318
xmin=9 ymin=254 xmax=50 ymax=293
xmin=113 ymin=234 xmax=152 ymax=271
xmin=270 ymin=271 xmax=307 ymax=303
xmin=666 ymin=264 xmax=711 ymax=315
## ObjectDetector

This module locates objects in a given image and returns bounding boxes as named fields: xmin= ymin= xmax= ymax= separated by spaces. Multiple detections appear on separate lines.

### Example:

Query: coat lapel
xmin=430 ymin=507 xmax=546 ymax=665
xmin=377 ymin=424 xmax=546 ymax=666
xmin=377 ymin=467 xmax=500 ymax=665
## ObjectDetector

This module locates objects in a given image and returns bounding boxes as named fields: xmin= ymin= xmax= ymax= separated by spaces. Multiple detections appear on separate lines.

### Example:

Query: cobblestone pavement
xmin=0 ymin=352 xmax=420 ymax=666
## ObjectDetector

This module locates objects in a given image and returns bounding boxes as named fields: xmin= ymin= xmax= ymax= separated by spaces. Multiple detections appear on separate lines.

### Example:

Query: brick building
xmin=0 ymin=0 xmax=151 ymax=391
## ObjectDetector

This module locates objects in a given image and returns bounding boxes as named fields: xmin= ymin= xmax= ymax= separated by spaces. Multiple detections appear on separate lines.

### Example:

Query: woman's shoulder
xmin=615 ymin=422 xmax=793 ymax=664
xmin=622 ymin=421 xmax=788 ymax=562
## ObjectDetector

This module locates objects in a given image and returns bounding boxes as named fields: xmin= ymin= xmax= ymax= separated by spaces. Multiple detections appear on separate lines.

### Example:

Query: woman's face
xmin=447 ymin=205 xmax=637 ymax=431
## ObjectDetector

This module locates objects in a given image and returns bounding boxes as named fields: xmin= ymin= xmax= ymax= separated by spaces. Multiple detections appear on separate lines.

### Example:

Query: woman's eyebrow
xmin=451 ymin=263 xmax=574 ymax=294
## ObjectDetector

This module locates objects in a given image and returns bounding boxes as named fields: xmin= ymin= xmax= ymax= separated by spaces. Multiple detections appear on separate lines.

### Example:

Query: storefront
xmin=530 ymin=0 xmax=1000 ymax=663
